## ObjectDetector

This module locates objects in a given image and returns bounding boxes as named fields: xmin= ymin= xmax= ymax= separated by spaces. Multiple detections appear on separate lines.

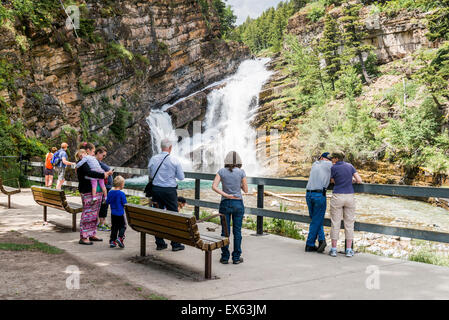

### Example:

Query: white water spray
xmin=146 ymin=58 xmax=273 ymax=176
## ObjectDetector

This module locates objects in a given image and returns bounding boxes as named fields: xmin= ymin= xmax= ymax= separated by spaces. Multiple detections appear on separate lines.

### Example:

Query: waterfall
xmin=146 ymin=58 xmax=273 ymax=176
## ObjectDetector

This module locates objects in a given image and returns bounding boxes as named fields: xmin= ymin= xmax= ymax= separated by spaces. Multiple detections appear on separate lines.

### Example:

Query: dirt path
xmin=0 ymin=231 xmax=166 ymax=300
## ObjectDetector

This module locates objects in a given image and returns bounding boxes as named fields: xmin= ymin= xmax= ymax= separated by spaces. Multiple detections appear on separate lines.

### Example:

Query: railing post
xmin=256 ymin=184 xmax=265 ymax=236
xmin=194 ymin=178 xmax=200 ymax=220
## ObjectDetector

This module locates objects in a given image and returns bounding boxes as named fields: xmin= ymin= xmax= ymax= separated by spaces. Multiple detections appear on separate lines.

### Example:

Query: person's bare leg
xmin=49 ymin=176 xmax=53 ymax=187
xmin=332 ymin=240 xmax=337 ymax=248
xmin=56 ymin=179 xmax=64 ymax=190
xmin=45 ymin=175 xmax=49 ymax=187
xmin=346 ymin=239 xmax=352 ymax=249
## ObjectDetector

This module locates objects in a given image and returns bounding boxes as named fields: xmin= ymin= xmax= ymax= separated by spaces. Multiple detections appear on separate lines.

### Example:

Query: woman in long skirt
xmin=76 ymin=144 xmax=113 ymax=245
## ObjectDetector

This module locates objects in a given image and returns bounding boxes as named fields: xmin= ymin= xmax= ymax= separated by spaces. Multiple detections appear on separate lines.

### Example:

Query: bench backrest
xmin=31 ymin=186 xmax=69 ymax=211
xmin=125 ymin=204 xmax=201 ymax=247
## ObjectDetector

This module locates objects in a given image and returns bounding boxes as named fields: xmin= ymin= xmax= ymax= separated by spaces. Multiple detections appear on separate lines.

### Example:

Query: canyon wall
xmin=0 ymin=0 xmax=250 ymax=167
xmin=287 ymin=7 xmax=437 ymax=64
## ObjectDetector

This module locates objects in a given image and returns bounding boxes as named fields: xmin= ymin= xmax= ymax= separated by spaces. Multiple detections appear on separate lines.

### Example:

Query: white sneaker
xmin=345 ymin=248 xmax=354 ymax=257
xmin=329 ymin=248 xmax=337 ymax=257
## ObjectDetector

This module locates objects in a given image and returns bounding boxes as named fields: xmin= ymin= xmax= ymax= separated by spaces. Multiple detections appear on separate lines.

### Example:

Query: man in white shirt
xmin=148 ymin=138 xmax=185 ymax=251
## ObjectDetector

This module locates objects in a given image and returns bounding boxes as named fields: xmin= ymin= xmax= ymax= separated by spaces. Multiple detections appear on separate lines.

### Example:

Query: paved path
xmin=1 ymin=190 xmax=449 ymax=300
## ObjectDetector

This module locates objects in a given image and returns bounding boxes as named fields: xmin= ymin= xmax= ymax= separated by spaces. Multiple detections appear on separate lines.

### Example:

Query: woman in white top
xmin=212 ymin=151 xmax=248 ymax=265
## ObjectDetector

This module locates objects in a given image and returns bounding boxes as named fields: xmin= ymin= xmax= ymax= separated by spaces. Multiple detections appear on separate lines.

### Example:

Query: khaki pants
xmin=330 ymin=193 xmax=356 ymax=240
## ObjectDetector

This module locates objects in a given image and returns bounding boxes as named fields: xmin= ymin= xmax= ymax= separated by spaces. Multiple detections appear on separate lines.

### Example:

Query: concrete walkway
xmin=1 ymin=190 xmax=449 ymax=300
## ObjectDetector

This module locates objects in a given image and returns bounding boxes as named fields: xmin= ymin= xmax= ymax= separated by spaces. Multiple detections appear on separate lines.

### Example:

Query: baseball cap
xmin=320 ymin=152 xmax=331 ymax=160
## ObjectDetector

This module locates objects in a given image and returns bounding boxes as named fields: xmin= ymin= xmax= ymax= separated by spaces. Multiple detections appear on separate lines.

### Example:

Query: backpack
xmin=45 ymin=153 xmax=53 ymax=169
xmin=51 ymin=150 xmax=62 ymax=167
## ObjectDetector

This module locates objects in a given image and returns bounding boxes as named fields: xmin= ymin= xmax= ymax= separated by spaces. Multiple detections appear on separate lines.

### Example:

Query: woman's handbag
xmin=145 ymin=154 xmax=169 ymax=198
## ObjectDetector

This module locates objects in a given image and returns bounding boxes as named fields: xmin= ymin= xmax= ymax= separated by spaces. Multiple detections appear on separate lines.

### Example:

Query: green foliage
xmin=78 ymin=79 xmax=95 ymax=95
xmin=106 ymin=42 xmax=134 ymax=62
xmin=0 ymin=109 xmax=47 ymax=158
xmin=127 ymin=196 xmax=142 ymax=205
xmin=319 ymin=13 xmax=342 ymax=91
xmin=335 ymin=65 xmax=363 ymax=99
xmin=374 ymin=0 xmax=440 ymax=17
xmin=284 ymin=35 xmax=328 ymax=108
xmin=212 ymin=0 xmax=237 ymax=37
xmin=426 ymin=0 xmax=449 ymax=41
xmin=409 ymin=248 xmax=449 ymax=267
xmin=339 ymin=0 xmax=374 ymax=84
xmin=0 ymin=237 xmax=64 ymax=254
xmin=385 ymin=96 xmax=449 ymax=171
xmin=415 ymin=43 xmax=449 ymax=106
xmin=4 ymin=0 xmax=61 ymax=28
xmin=305 ymin=0 xmax=326 ymax=22
xmin=110 ymin=101 xmax=132 ymax=142
xmin=227 ymin=1 xmax=299 ymax=53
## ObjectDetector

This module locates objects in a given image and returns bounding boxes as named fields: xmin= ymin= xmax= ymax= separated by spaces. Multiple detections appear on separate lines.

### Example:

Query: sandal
xmin=79 ymin=239 xmax=93 ymax=245
xmin=89 ymin=237 xmax=103 ymax=242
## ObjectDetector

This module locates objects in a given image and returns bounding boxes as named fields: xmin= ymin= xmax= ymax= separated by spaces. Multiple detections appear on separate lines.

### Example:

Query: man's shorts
xmin=44 ymin=168 xmax=54 ymax=176
xmin=54 ymin=166 xmax=66 ymax=181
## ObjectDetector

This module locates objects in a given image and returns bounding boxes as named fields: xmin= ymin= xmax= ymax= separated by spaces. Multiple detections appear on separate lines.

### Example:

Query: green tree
xmin=426 ymin=0 xmax=449 ymax=41
xmin=339 ymin=0 xmax=373 ymax=84
xmin=415 ymin=43 xmax=449 ymax=113
xmin=212 ymin=0 xmax=237 ymax=37
xmin=319 ymin=13 xmax=342 ymax=91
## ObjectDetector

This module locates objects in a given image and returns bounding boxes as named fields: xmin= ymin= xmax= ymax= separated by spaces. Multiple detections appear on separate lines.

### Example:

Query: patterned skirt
xmin=79 ymin=193 xmax=103 ymax=239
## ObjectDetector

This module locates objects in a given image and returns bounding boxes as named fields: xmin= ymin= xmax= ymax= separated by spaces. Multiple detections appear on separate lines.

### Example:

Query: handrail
xmin=25 ymin=162 xmax=449 ymax=244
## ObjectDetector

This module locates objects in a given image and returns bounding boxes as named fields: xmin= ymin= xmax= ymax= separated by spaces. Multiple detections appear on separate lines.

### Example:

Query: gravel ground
xmin=0 ymin=231 xmax=166 ymax=300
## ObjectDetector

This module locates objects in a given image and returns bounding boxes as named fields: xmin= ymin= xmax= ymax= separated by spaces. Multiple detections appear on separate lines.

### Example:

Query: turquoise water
xmin=125 ymin=177 xmax=304 ymax=193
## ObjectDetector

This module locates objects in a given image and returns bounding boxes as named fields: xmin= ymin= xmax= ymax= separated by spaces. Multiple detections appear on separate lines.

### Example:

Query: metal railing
xmin=25 ymin=162 xmax=449 ymax=244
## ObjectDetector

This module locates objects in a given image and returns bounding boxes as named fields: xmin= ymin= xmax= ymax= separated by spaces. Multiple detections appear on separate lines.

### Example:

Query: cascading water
xmin=146 ymin=58 xmax=273 ymax=176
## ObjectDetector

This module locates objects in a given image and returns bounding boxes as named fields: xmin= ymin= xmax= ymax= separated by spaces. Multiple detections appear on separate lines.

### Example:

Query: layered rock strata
xmin=0 ymin=0 xmax=250 ymax=167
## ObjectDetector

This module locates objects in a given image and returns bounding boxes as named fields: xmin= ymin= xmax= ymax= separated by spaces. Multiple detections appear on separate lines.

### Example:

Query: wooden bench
xmin=31 ymin=186 xmax=83 ymax=232
xmin=0 ymin=177 xmax=21 ymax=209
xmin=125 ymin=204 xmax=229 ymax=280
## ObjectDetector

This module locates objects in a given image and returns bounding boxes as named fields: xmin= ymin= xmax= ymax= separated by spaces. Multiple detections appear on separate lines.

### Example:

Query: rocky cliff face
xmin=0 ymin=0 xmax=250 ymax=167
xmin=255 ymin=8 xmax=445 ymax=185
xmin=287 ymin=7 xmax=437 ymax=64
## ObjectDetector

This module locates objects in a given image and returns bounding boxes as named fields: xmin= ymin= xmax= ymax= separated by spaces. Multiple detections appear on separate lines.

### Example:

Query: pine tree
xmin=426 ymin=0 xmax=449 ymax=42
xmin=319 ymin=12 xmax=342 ymax=91
xmin=339 ymin=0 xmax=373 ymax=84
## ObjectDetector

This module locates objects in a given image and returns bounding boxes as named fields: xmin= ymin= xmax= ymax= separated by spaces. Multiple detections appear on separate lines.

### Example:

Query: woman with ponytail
xmin=212 ymin=151 xmax=248 ymax=265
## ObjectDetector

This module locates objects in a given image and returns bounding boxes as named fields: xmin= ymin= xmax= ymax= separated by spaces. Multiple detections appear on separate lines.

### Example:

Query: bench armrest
xmin=2 ymin=178 xmax=20 ymax=189
xmin=198 ymin=213 xmax=229 ymax=237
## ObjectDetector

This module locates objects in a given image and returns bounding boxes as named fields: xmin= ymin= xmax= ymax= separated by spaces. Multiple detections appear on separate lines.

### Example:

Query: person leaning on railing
xmin=305 ymin=152 xmax=333 ymax=253
xmin=212 ymin=151 xmax=248 ymax=265
xmin=329 ymin=151 xmax=363 ymax=258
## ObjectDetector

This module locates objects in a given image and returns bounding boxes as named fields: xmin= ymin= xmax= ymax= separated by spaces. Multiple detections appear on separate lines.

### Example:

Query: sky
xmin=226 ymin=0 xmax=285 ymax=25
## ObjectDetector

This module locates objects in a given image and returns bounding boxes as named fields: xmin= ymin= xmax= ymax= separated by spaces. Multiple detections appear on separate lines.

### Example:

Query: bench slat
xmin=128 ymin=211 xmax=191 ymax=232
xmin=128 ymin=218 xmax=194 ymax=241
xmin=31 ymin=186 xmax=65 ymax=196
xmin=33 ymin=197 xmax=67 ymax=208
xmin=1 ymin=186 xmax=20 ymax=195
xmin=200 ymin=234 xmax=227 ymax=245
xmin=32 ymin=192 xmax=64 ymax=201
xmin=126 ymin=205 xmax=195 ymax=224
xmin=133 ymin=226 xmax=196 ymax=247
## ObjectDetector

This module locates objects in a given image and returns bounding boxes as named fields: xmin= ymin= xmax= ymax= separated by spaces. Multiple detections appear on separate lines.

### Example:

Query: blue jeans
xmin=220 ymin=199 xmax=244 ymax=262
xmin=306 ymin=191 xmax=326 ymax=247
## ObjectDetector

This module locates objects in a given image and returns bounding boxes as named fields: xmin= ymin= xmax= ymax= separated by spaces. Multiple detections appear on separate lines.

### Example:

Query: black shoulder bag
xmin=145 ymin=154 xmax=169 ymax=198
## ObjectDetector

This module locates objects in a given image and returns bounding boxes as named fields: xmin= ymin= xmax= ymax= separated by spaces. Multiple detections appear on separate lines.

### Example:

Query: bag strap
xmin=152 ymin=154 xmax=170 ymax=180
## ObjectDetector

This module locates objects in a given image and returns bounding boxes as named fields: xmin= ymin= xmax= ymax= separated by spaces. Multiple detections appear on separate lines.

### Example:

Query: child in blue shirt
xmin=107 ymin=175 xmax=127 ymax=248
